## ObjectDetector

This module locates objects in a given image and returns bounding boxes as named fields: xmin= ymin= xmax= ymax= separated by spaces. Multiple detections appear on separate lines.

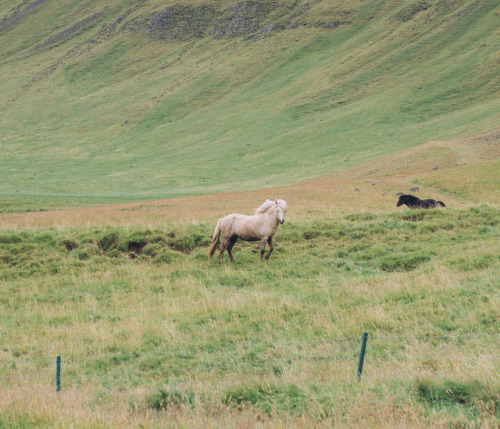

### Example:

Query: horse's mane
xmin=400 ymin=194 xmax=419 ymax=202
xmin=254 ymin=199 xmax=287 ymax=214
xmin=255 ymin=199 xmax=275 ymax=214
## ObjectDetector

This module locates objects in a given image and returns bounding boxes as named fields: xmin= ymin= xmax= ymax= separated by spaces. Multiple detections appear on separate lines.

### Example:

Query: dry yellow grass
xmin=1 ymin=255 xmax=498 ymax=427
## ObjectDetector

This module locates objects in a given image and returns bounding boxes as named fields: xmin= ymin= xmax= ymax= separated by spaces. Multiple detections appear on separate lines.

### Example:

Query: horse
xmin=208 ymin=199 xmax=287 ymax=263
xmin=396 ymin=194 xmax=446 ymax=209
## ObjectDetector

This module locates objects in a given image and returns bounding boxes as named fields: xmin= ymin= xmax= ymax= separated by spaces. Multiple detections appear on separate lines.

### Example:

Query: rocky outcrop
xmin=144 ymin=1 xmax=346 ymax=41
xmin=145 ymin=6 xmax=217 ymax=41
xmin=212 ymin=1 xmax=277 ymax=38
xmin=0 ymin=0 xmax=49 ymax=33
xmin=395 ymin=0 xmax=432 ymax=22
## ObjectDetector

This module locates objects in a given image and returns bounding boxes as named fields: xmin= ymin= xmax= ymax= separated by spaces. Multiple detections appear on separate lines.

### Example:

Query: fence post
xmin=357 ymin=332 xmax=368 ymax=381
xmin=56 ymin=355 xmax=61 ymax=393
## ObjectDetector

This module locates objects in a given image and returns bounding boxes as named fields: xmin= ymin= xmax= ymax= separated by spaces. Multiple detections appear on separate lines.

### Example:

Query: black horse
xmin=396 ymin=194 xmax=446 ymax=209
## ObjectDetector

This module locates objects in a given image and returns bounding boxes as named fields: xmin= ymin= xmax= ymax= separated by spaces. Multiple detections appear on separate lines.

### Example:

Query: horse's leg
xmin=227 ymin=236 xmax=238 ymax=263
xmin=260 ymin=238 xmax=267 ymax=261
xmin=219 ymin=237 xmax=230 ymax=264
xmin=265 ymin=236 xmax=274 ymax=260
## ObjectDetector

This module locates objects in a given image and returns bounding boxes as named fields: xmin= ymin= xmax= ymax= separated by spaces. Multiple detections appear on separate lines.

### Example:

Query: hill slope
xmin=1 ymin=0 xmax=499 ymax=210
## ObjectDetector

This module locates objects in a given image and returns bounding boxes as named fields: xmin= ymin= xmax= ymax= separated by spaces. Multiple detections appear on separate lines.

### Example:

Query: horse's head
xmin=275 ymin=199 xmax=287 ymax=224
xmin=396 ymin=194 xmax=413 ymax=207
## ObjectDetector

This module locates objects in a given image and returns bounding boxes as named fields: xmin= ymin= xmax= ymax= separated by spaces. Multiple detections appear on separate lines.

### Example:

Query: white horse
xmin=208 ymin=199 xmax=287 ymax=263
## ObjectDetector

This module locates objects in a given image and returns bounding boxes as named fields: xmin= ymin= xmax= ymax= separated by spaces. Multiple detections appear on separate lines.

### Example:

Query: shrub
xmin=98 ymin=231 xmax=121 ymax=251
xmin=170 ymin=232 xmax=204 ymax=252
xmin=60 ymin=238 xmax=79 ymax=251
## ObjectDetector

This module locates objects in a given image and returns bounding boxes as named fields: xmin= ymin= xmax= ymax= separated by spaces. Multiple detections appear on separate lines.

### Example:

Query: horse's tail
xmin=208 ymin=219 xmax=221 ymax=260
xmin=437 ymin=201 xmax=446 ymax=207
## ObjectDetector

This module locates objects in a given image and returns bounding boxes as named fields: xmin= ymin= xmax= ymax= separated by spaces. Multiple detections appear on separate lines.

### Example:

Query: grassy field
xmin=1 ymin=0 xmax=499 ymax=426
xmin=1 ymin=125 xmax=498 ymax=228
xmin=1 ymin=111 xmax=499 ymax=428
xmin=1 ymin=0 xmax=500 ymax=210
xmin=1 ymin=201 xmax=499 ymax=427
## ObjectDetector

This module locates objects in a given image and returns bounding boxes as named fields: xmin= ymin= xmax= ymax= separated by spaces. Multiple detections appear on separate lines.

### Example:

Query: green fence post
xmin=357 ymin=332 xmax=368 ymax=381
xmin=56 ymin=355 xmax=61 ymax=393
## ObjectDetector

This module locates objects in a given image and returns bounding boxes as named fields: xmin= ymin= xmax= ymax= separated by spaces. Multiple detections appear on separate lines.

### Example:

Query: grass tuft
xmin=416 ymin=378 xmax=500 ymax=413
xmin=223 ymin=383 xmax=308 ymax=416
xmin=147 ymin=385 xmax=196 ymax=411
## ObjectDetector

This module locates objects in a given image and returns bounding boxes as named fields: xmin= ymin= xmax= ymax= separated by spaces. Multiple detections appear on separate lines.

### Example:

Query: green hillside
xmin=1 ymin=0 xmax=499 ymax=210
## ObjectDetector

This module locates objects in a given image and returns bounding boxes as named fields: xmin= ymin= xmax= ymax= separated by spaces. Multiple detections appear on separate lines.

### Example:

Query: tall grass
xmin=1 ymin=207 xmax=498 ymax=426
